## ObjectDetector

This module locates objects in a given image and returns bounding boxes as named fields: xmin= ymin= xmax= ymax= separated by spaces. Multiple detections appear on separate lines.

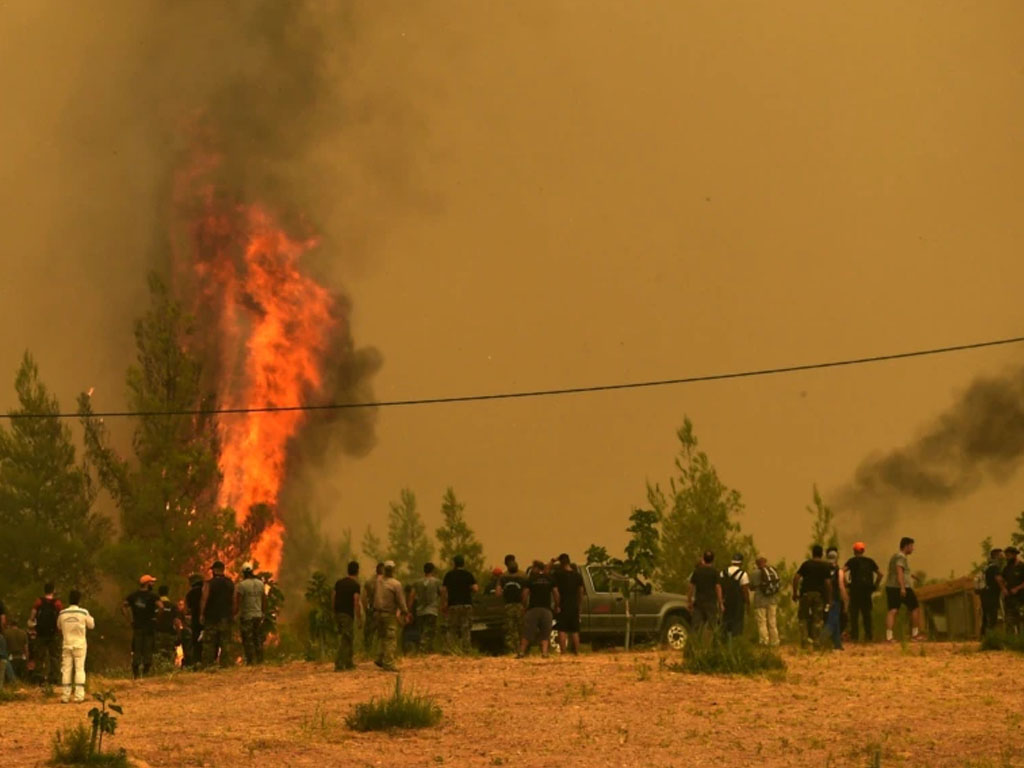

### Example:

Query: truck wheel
xmin=661 ymin=615 xmax=688 ymax=650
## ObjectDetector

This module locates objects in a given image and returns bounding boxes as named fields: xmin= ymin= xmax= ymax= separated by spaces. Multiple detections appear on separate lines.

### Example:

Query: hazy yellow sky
xmin=2 ymin=2 xmax=1022 ymax=577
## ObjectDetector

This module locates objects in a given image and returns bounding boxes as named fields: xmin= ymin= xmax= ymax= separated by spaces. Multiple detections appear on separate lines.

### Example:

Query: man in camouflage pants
xmin=498 ymin=559 xmax=527 ymax=654
xmin=373 ymin=561 xmax=409 ymax=672
xmin=442 ymin=554 xmax=478 ymax=654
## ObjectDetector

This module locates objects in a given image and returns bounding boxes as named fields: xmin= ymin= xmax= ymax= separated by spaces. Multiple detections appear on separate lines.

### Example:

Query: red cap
xmin=853 ymin=542 xmax=866 ymax=552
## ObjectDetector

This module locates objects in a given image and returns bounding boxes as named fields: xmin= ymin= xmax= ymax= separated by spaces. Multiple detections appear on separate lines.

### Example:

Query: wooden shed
xmin=915 ymin=576 xmax=982 ymax=640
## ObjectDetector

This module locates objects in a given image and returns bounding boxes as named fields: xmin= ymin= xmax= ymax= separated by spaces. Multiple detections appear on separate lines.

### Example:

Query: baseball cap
xmin=853 ymin=542 xmax=866 ymax=552
xmin=731 ymin=553 xmax=743 ymax=564
xmin=383 ymin=559 xmax=396 ymax=568
xmin=491 ymin=567 xmax=503 ymax=576
xmin=139 ymin=574 xmax=157 ymax=585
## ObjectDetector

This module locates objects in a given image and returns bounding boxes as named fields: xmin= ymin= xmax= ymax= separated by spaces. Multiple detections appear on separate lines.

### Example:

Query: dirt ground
xmin=3 ymin=644 xmax=1023 ymax=768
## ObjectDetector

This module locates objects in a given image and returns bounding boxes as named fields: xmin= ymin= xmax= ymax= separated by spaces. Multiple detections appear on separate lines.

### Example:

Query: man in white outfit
xmin=57 ymin=590 xmax=95 ymax=703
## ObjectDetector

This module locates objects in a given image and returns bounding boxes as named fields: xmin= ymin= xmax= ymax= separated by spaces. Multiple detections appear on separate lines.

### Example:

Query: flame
xmin=178 ymin=151 xmax=335 ymax=576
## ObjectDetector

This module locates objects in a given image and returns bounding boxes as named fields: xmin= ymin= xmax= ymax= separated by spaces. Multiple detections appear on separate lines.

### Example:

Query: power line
xmin=4 ymin=334 xmax=1023 ymax=420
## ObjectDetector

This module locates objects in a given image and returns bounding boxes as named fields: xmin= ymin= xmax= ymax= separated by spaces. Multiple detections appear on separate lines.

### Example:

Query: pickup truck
xmin=470 ymin=565 xmax=691 ymax=651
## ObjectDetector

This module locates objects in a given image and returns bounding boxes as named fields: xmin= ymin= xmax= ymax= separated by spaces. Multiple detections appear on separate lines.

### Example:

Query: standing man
xmin=519 ymin=560 xmax=559 ymax=659
xmin=793 ymin=545 xmax=833 ymax=649
xmin=720 ymin=554 xmax=751 ymax=639
xmin=184 ymin=574 xmax=204 ymax=668
xmin=3 ymin=618 xmax=29 ymax=681
xmin=825 ymin=547 xmax=847 ymax=650
xmin=410 ymin=562 xmax=441 ymax=653
xmin=29 ymin=582 xmax=63 ymax=686
xmin=122 ymin=575 xmax=158 ymax=678
xmin=154 ymin=586 xmax=180 ymax=663
xmin=998 ymin=546 xmax=1024 ymax=634
xmin=885 ymin=537 xmax=923 ymax=643
xmin=553 ymin=554 xmax=585 ymax=655
xmin=688 ymin=551 xmax=723 ymax=636
xmin=362 ymin=562 xmax=383 ymax=655
xmin=235 ymin=563 xmax=266 ymax=665
xmin=843 ymin=542 xmax=882 ymax=643
xmin=200 ymin=560 xmax=235 ymax=667
xmin=749 ymin=556 xmax=781 ymax=647
xmin=333 ymin=561 xmax=362 ymax=671
xmin=57 ymin=590 xmax=94 ymax=704
xmin=373 ymin=560 xmax=410 ymax=672
xmin=498 ymin=560 xmax=528 ymax=654
xmin=979 ymin=548 xmax=1005 ymax=634
xmin=441 ymin=554 xmax=478 ymax=655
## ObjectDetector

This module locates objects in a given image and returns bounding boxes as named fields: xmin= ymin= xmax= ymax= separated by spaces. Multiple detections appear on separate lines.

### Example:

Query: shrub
xmin=980 ymin=630 xmax=1024 ymax=653
xmin=50 ymin=723 xmax=130 ymax=766
xmin=345 ymin=676 xmax=442 ymax=732
xmin=678 ymin=635 xmax=785 ymax=676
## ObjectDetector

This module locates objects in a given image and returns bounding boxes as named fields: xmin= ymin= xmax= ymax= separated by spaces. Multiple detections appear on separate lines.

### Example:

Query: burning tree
xmin=79 ymin=275 xmax=269 ymax=584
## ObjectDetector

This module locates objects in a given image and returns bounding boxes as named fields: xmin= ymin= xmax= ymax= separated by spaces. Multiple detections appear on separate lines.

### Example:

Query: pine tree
xmin=623 ymin=507 xmax=660 ymax=582
xmin=384 ymin=488 xmax=434 ymax=584
xmin=435 ymin=487 xmax=484 ymax=576
xmin=806 ymin=484 xmax=839 ymax=554
xmin=0 ymin=353 xmax=110 ymax=607
xmin=362 ymin=525 xmax=385 ymax=564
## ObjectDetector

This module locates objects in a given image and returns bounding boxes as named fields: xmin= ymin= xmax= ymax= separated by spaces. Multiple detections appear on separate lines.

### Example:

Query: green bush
xmin=50 ymin=723 xmax=130 ymax=767
xmin=678 ymin=634 xmax=785 ymax=676
xmin=345 ymin=676 xmax=442 ymax=732
xmin=980 ymin=630 xmax=1024 ymax=653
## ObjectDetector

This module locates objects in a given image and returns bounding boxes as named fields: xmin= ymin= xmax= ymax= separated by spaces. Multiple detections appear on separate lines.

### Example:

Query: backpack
xmin=36 ymin=598 xmax=59 ymax=636
xmin=758 ymin=566 xmax=781 ymax=597
xmin=721 ymin=567 xmax=746 ymax=603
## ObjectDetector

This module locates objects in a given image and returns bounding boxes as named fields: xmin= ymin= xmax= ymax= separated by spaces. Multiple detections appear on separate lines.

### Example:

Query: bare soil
xmin=3 ymin=644 xmax=1023 ymax=768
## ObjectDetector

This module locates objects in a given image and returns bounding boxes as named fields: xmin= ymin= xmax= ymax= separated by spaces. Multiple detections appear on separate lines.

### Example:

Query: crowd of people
xmin=2 ymin=537 xmax=1023 ymax=698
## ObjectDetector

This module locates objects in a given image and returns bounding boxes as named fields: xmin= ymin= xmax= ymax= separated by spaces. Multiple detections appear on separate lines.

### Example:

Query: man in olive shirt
xmin=373 ymin=560 xmax=409 ymax=672
xmin=235 ymin=562 xmax=267 ymax=665
xmin=410 ymin=562 xmax=441 ymax=653
xmin=793 ymin=545 xmax=833 ymax=649
xmin=885 ymin=537 xmax=923 ymax=642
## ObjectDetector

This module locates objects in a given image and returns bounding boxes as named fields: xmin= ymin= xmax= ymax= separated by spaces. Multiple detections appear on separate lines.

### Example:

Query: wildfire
xmin=178 ymin=152 xmax=335 ymax=576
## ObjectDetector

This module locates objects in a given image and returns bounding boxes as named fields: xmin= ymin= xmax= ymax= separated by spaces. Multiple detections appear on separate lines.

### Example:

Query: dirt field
xmin=3 ymin=644 xmax=1023 ymax=768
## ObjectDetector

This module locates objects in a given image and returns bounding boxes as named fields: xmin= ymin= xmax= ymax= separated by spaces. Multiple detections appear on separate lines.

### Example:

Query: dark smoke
xmin=837 ymin=366 xmax=1024 ymax=543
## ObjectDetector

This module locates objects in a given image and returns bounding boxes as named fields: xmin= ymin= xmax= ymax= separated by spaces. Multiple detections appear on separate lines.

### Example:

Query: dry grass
xmin=2 ymin=644 xmax=1023 ymax=767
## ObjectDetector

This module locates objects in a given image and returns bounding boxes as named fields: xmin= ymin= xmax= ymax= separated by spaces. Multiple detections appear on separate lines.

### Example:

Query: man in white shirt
xmin=57 ymin=590 xmax=95 ymax=703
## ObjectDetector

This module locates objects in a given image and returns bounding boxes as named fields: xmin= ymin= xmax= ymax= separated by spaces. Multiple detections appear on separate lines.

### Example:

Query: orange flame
xmin=179 ymin=151 xmax=335 ymax=576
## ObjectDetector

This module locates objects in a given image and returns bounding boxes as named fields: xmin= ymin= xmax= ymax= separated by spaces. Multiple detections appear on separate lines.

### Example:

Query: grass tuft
xmin=677 ymin=635 xmax=786 ymax=676
xmin=345 ymin=676 xmax=442 ymax=732
xmin=50 ymin=724 xmax=131 ymax=767
xmin=979 ymin=630 xmax=1024 ymax=653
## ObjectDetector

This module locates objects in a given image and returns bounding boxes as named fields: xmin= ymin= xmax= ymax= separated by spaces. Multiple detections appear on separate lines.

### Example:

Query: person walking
xmin=998 ymin=546 xmax=1024 ymax=634
xmin=519 ymin=560 xmax=559 ymax=658
xmin=885 ymin=537 xmax=923 ymax=643
xmin=57 ymin=590 xmax=94 ymax=704
xmin=793 ymin=545 xmax=833 ymax=649
xmin=441 ymin=555 xmax=478 ymax=655
xmin=843 ymin=542 xmax=882 ymax=643
xmin=553 ymin=554 xmax=584 ymax=654
xmin=184 ymin=574 xmax=204 ymax=668
xmin=333 ymin=561 xmax=362 ymax=671
xmin=825 ymin=547 xmax=847 ymax=650
xmin=410 ymin=562 xmax=441 ymax=653
xmin=200 ymin=561 xmax=235 ymax=667
xmin=720 ymin=554 xmax=751 ymax=639
xmin=122 ymin=575 xmax=158 ymax=678
xmin=154 ymin=585 xmax=180 ymax=663
xmin=979 ymin=548 xmax=1005 ymax=634
xmin=749 ymin=557 xmax=781 ymax=647
xmin=29 ymin=583 xmax=63 ymax=686
xmin=362 ymin=562 xmax=383 ymax=655
xmin=498 ymin=560 xmax=528 ymax=654
xmin=235 ymin=563 xmax=266 ymax=665
xmin=688 ymin=551 xmax=723 ymax=636
xmin=373 ymin=561 xmax=410 ymax=672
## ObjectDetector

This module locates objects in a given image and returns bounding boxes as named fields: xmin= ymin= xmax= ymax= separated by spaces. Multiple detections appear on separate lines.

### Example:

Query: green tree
xmin=78 ymin=274 xmax=268 ymax=587
xmin=806 ymin=484 xmax=839 ymax=554
xmin=0 ymin=353 xmax=109 ymax=606
xmin=435 ymin=487 xmax=484 ymax=575
xmin=652 ymin=418 xmax=756 ymax=594
xmin=622 ymin=507 xmax=660 ymax=582
xmin=585 ymin=544 xmax=612 ymax=566
xmin=362 ymin=525 xmax=385 ymax=563
xmin=1013 ymin=512 xmax=1024 ymax=549
xmin=384 ymin=488 xmax=434 ymax=584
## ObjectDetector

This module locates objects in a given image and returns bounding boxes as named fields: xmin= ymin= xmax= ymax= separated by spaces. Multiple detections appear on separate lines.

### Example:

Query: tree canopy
xmin=435 ymin=487 xmax=484 ymax=576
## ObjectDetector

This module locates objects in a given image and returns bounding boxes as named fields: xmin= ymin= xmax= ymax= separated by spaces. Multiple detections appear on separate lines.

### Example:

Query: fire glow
xmin=179 ymin=156 xmax=336 ymax=576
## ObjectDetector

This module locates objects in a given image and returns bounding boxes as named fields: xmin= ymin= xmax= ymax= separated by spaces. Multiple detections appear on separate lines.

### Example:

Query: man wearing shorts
xmin=519 ymin=560 xmax=559 ymax=658
xmin=885 ymin=537 xmax=923 ymax=642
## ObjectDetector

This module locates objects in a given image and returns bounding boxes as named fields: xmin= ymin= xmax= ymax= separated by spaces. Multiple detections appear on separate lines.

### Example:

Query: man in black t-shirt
xmin=200 ymin=560 xmax=235 ymax=667
xmin=980 ymin=548 xmax=1004 ymax=633
xmin=998 ymin=547 xmax=1024 ymax=635
xmin=122 ymin=575 xmax=159 ymax=678
xmin=154 ymin=585 xmax=181 ymax=662
xmin=520 ymin=561 xmax=559 ymax=658
xmin=441 ymin=555 xmax=478 ymax=654
xmin=498 ymin=560 xmax=528 ymax=654
xmin=553 ymin=554 xmax=584 ymax=655
xmin=688 ymin=551 xmax=723 ymax=635
xmin=843 ymin=542 xmax=882 ymax=643
xmin=793 ymin=545 xmax=833 ymax=649
xmin=334 ymin=561 xmax=362 ymax=671
xmin=184 ymin=574 xmax=204 ymax=668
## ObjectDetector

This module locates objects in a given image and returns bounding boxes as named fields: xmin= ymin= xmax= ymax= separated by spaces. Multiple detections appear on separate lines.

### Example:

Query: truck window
xmin=589 ymin=567 xmax=612 ymax=593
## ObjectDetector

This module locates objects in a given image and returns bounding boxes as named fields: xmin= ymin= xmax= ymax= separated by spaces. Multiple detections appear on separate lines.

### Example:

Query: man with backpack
xmin=843 ymin=542 xmax=882 ymax=642
xmin=498 ymin=559 xmax=528 ymax=654
xmin=749 ymin=556 xmax=781 ymax=647
xmin=720 ymin=554 xmax=750 ymax=639
xmin=29 ymin=583 xmax=63 ymax=685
